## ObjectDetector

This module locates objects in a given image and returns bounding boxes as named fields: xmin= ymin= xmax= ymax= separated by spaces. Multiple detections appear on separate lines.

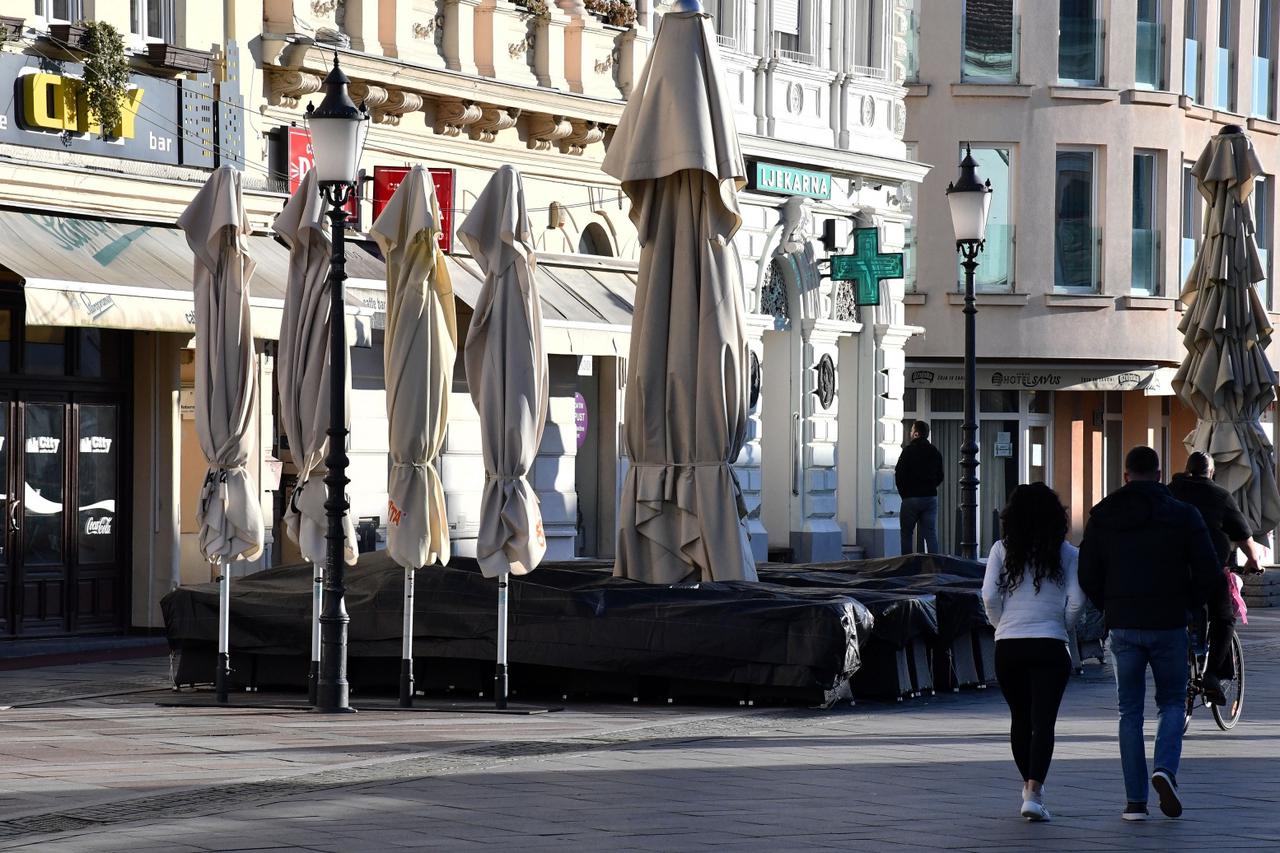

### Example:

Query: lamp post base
xmin=215 ymin=653 xmax=230 ymax=704
xmin=399 ymin=659 xmax=414 ymax=708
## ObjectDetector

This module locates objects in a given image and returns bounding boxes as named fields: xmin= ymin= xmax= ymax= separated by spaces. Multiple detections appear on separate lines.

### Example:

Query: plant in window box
xmin=80 ymin=22 xmax=131 ymax=139
xmin=146 ymin=43 xmax=215 ymax=73
xmin=47 ymin=22 xmax=90 ymax=49
xmin=0 ymin=16 xmax=24 ymax=42
xmin=584 ymin=0 xmax=636 ymax=28
xmin=514 ymin=0 xmax=551 ymax=21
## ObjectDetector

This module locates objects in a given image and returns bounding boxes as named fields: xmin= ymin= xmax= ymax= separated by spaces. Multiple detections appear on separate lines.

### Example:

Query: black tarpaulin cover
xmin=163 ymin=553 xmax=877 ymax=692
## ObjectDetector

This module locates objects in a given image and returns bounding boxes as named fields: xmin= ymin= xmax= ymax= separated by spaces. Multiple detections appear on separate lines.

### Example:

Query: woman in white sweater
xmin=982 ymin=482 xmax=1086 ymax=823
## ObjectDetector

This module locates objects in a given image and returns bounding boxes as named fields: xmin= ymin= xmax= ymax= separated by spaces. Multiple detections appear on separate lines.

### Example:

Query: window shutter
xmin=773 ymin=0 xmax=800 ymax=35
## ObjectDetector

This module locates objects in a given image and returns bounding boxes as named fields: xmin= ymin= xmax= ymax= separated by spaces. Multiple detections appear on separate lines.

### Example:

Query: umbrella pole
xmin=400 ymin=568 xmax=415 ymax=708
xmin=495 ymin=572 xmax=510 ymax=709
xmin=215 ymin=559 xmax=230 ymax=704
xmin=309 ymin=568 xmax=322 ymax=706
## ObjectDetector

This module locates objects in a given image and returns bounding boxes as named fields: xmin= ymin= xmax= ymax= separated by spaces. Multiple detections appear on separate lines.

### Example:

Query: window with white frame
xmin=1131 ymin=151 xmax=1161 ymax=295
xmin=132 ymin=0 xmax=175 ymax=42
xmin=903 ymin=142 xmax=918 ymax=292
xmin=962 ymin=0 xmax=1018 ymax=83
xmin=1216 ymin=0 xmax=1237 ymax=111
xmin=1058 ymin=0 xmax=1103 ymax=84
xmin=1054 ymin=148 xmax=1100 ymax=291
xmin=1182 ymin=161 xmax=1201 ymax=287
xmin=1185 ymin=0 xmax=1203 ymax=101
xmin=1135 ymin=0 xmax=1162 ymax=88
xmin=1253 ymin=174 xmax=1272 ymax=309
xmin=957 ymin=145 xmax=1013 ymax=292
xmin=34 ymin=0 xmax=81 ymax=24
xmin=773 ymin=0 xmax=814 ymax=64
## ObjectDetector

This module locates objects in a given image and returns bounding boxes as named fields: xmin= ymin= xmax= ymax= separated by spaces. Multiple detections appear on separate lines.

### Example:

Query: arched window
xmin=578 ymin=222 xmax=615 ymax=257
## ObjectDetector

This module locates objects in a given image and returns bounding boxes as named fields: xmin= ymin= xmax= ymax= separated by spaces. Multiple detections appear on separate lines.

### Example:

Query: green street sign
xmin=749 ymin=161 xmax=833 ymax=200
xmin=830 ymin=228 xmax=904 ymax=306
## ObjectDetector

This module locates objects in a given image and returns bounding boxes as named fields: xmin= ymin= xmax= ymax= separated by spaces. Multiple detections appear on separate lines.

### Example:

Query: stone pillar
xmin=736 ymin=318 xmax=770 ymax=563
xmin=340 ymin=0 xmax=380 ymax=52
xmin=795 ymin=320 xmax=844 ymax=562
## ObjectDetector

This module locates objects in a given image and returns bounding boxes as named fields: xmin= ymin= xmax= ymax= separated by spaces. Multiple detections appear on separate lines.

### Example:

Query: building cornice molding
xmin=740 ymin=135 xmax=929 ymax=185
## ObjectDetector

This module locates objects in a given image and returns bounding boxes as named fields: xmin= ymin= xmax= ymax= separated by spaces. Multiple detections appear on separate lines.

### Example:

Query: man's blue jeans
xmin=899 ymin=496 xmax=940 ymax=555
xmin=1109 ymin=628 xmax=1189 ymax=804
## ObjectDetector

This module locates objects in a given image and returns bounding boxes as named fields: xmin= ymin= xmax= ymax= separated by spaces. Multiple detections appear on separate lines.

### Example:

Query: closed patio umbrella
xmin=459 ymin=164 xmax=548 ymax=709
xmin=602 ymin=0 xmax=756 ymax=583
xmin=1174 ymin=125 xmax=1280 ymax=538
xmin=274 ymin=169 xmax=358 ymax=704
xmin=371 ymin=166 xmax=458 ymax=707
xmin=178 ymin=164 xmax=265 ymax=703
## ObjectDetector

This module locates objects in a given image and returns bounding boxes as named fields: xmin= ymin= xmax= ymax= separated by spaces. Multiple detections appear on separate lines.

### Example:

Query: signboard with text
xmin=0 ymin=52 xmax=213 ymax=168
xmin=748 ymin=161 xmax=833 ymax=200
xmin=372 ymin=165 xmax=456 ymax=253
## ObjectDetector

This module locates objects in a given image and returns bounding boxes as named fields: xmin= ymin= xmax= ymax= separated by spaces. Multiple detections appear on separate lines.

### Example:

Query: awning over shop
xmin=344 ymin=247 xmax=636 ymax=357
xmin=0 ymin=209 xmax=380 ymax=343
xmin=905 ymin=362 xmax=1175 ymax=394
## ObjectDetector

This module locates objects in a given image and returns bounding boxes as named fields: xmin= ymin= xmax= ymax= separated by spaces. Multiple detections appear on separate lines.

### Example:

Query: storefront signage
xmin=372 ymin=166 xmax=456 ymax=253
xmin=906 ymin=366 xmax=1164 ymax=393
xmin=79 ymin=436 xmax=113 ymax=454
xmin=830 ymin=228 xmax=903 ymax=306
xmin=26 ymin=436 xmax=61 ymax=454
xmin=749 ymin=161 xmax=833 ymax=200
xmin=574 ymin=392 xmax=588 ymax=448
xmin=85 ymin=516 xmax=113 ymax=535
xmin=0 ymin=52 xmax=211 ymax=167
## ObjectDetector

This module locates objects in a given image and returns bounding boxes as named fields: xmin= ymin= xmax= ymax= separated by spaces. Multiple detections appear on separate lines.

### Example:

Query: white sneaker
xmin=1021 ymin=798 xmax=1051 ymax=822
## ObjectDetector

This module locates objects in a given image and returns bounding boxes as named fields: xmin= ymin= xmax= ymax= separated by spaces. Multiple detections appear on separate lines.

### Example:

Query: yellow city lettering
xmin=22 ymin=73 xmax=67 ymax=131
xmin=117 ymin=87 xmax=143 ymax=138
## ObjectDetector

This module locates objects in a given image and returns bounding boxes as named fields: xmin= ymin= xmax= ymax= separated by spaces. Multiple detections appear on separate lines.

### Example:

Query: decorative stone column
xmin=795 ymin=320 xmax=844 ymax=562
xmin=737 ymin=316 xmax=770 ymax=563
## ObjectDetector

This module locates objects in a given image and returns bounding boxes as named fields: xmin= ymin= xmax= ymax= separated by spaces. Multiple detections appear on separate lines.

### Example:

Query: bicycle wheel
xmin=1212 ymin=633 xmax=1245 ymax=731
xmin=1184 ymin=644 xmax=1199 ymax=734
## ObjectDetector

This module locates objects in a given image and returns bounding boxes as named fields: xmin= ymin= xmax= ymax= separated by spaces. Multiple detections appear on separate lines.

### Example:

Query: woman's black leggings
xmin=994 ymin=638 xmax=1072 ymax=785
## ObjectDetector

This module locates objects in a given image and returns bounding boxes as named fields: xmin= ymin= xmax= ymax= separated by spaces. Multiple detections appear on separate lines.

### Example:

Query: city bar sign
xmin=0 ymin=52 xmax=208 ymax=167
xmin=749 ymin=161 xmax=833 ymax=200
xmin=372 ymin=166 xmax=456 ymax=253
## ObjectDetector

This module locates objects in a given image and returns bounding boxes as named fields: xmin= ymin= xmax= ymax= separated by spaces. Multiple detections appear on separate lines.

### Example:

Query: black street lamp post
xmin=945 ymin=145 xmax=992 ymax=562
xmin=306 ymin=55 xmax=369 ymax=713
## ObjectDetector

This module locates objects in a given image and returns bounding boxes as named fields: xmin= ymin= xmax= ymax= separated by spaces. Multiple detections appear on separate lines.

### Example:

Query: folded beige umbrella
xmin=602 ymin=1 xmax=757 ymax=583
xmin=371 ymin=165 xmax=458 ymax=707
xmin=178 ymin=164 xmax=265 ymax=703
xmin=1174 ymin=125 xmax=1280 ymax=537
xmin=459 ymin=164 xmax=548 ymax=708
xmin=274 ymin=169 xmax=358 ymax=703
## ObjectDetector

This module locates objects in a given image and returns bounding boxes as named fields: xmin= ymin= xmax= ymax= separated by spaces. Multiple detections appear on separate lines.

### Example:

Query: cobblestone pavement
xmin=1 ymin=612 xmax=1278 ymax=852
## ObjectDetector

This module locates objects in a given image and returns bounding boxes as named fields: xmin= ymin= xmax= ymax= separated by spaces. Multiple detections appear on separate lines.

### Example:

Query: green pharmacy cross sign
xmin=830 ymin=228 xmax=904 ymax=306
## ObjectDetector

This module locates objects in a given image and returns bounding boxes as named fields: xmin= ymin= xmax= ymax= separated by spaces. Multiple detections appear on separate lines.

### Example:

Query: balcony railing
xmin=851 ymin=64 xmax=889 ymax=80
xmin=1059 ymin=15 xmax=1103 ymax=84
xmin=716 ymin=33 xmax=740 ymax=53
xmin=1136 ymin=21 xmax=1163 ymax=88
xmin=1131 ymin=227 xmax=1160 ymax=295
xmin=1185 ymin=38 xmax=1202 ymax=101
xmin=957 ymin=224 xmax=1016 ymax=293
xmin=963 ymin=13 xmax=1019 ymax=82
xmin=1216 ymin=47 xmax=1235 ymax=110
xmin=774 ymin=47 xmax=816 ymax=65
xmin=1254 ymin=56 xmax=1274 ymax=118
xmin=1054 ymin=224 xmax=1101 ymax=291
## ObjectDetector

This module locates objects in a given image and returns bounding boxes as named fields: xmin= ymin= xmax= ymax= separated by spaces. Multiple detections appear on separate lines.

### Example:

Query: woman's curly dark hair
xmin=998 ymin=482 xmax=1068 ymax=595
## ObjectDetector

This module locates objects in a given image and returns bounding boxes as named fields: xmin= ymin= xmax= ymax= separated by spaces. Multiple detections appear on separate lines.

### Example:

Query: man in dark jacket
xmin=1168 ymin=451 xmax=1261 ymax=702
xmin=895 ymin=420 xmax=945 ymax=555
xmin=1078 ymin=446 xmax=1224 ymax=823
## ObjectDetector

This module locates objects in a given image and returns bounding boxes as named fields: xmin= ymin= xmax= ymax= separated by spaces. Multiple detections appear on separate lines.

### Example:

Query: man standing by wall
xmin=1078 ymin=446 xmax=1224 ymax=822
xmin=896 ymin=420 xmax=945 ymax=555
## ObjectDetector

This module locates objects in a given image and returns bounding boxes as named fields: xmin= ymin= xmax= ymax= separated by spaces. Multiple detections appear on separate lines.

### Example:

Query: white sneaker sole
xmin=1122 ymin=811 xmax=1148 ymax=821
xmin=1021 ymin=801 xmax=1051 ymax=822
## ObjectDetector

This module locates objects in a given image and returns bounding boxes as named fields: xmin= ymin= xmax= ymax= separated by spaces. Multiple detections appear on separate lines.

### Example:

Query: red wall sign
xmin=372 ymin=165 xmax=456 ymax=253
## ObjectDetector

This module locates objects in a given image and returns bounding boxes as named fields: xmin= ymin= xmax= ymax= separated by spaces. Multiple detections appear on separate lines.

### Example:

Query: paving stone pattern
xmin=1 ymin=613 xmax=1278 ymax=851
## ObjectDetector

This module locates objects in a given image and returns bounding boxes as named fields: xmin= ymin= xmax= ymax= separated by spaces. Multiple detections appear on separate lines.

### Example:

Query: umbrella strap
xmin=628 ymin=462 xmax=731 ymax=468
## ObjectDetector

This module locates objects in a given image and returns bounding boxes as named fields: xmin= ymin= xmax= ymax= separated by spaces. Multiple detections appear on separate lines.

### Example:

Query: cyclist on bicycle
xmin=1169 ymin=452 xmax=1264 ymax=706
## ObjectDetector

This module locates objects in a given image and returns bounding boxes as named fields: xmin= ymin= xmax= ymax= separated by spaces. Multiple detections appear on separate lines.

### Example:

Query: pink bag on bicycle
xmin=1227 ymin=567 xmax=1248 ymax=625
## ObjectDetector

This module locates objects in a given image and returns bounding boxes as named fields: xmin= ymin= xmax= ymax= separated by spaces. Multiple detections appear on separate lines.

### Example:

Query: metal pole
xmin=400 ymin=568 xmax=415 ymax=707
xmin=959 ymin=245 xmax=981 ymax=561
xmin=495 ymin=574 xmax=509 ymax=709
xmin=215 ymin=559 xmax=229 ymax=703
xmin=308 ymin=568 xmax=321 ymax=705
xmin=316 ymin=189 xmax=354 ymax=714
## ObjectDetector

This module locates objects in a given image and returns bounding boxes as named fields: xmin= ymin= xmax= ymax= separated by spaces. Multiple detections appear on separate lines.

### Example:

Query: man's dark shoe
xmin=1202 ymin=673 xmax=1228 ymax=706
xmin=1122 ymin=802 xmax=1149 ymax=821
xmin=1152 ymin=770 xmax=1183 ymax=818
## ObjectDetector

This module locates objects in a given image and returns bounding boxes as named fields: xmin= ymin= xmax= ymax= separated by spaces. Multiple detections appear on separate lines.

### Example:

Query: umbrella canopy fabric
xmin=274 ymin=170 xmax=357 ymax=565
xmin=178 ymin=165 xmax=264 ymax=562
xmin=1174 ymin=128 xmax=1280 ymax=536
xmin=372 ymin=166 xmax=458 ymax=569
xmin=601 ymin=8 xmax=756 ymax=583
xmin=459 ymin=165 xmax=549 ymax=578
